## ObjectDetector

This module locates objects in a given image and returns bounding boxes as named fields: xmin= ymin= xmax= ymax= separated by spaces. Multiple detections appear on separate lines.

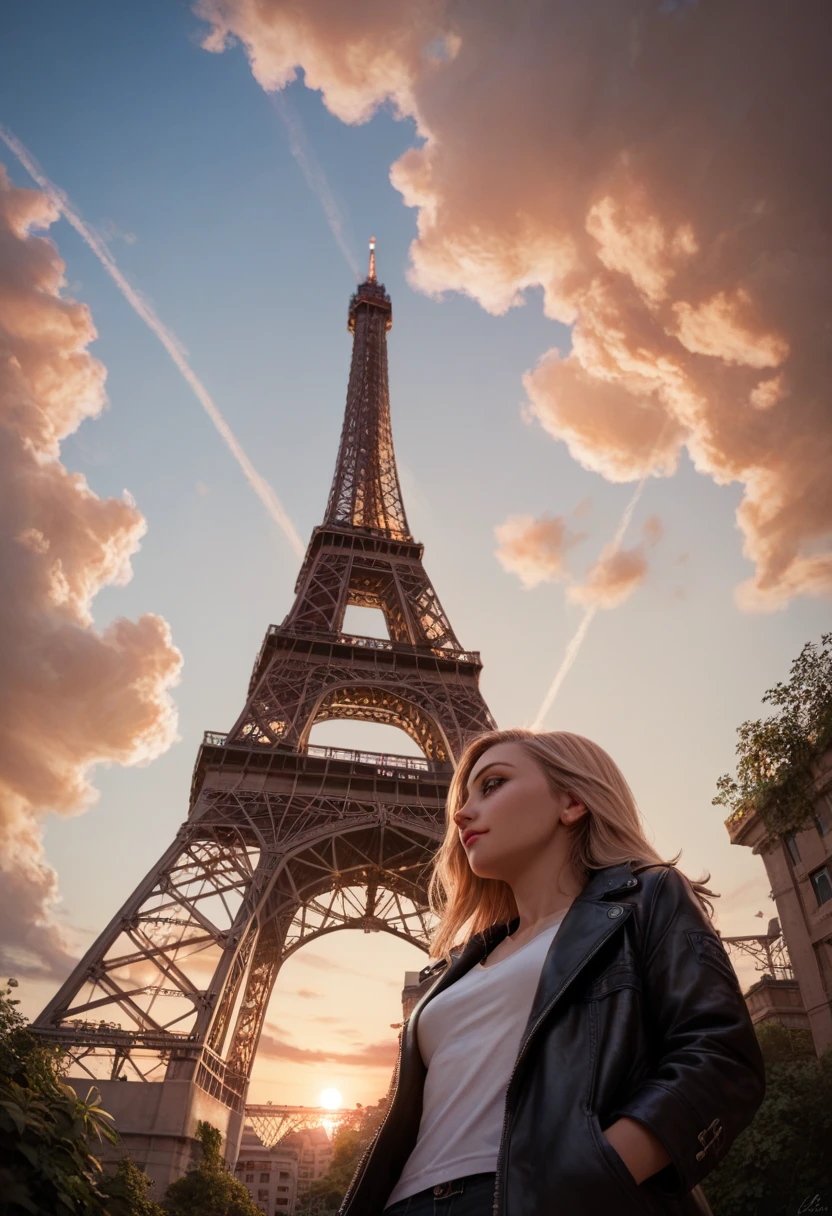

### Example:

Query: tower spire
xmin=322 ymin=239 xmax=411 ymax=538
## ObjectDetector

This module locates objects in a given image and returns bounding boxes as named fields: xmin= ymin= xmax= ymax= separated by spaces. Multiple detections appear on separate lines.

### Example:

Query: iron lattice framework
xmin=720 ymin=918 xmax=794 ymax=982
xmin=34 ymin=242 xmax=495 ymax=1134
xmin=245 ymin=1104 xmax=365 ymax=1150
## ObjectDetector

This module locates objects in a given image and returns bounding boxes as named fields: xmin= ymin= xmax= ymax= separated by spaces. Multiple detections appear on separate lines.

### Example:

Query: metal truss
xmin=230 ymin=649 xmax=494 ymax=762
xmin=324 ymin=271 xmax=409 ymax=539
xmin=33 ymin=247 xmax=494 ymax=1148
xmin=721 ymin=919 xmax=794 ymax=981
xmin=286 ymin=543 xmax=463 ymax=655
xmin=245 ymin=1105 xmax=365 ymax=1150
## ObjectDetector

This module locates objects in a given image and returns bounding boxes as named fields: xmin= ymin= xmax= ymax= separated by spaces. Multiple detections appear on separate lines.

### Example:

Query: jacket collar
xmin=409 ymin=861 xmax=644 ymax=1041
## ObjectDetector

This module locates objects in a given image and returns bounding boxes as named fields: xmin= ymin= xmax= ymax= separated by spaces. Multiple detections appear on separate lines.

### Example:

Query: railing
xmin=306 ymin=744 xmax=444 ymax=774
xmin=39 ymin=1022 xmax=200 ymax=1051
xmin=266 ymin=624 xmax=480 ymax=664
xmin=196 ymin=1045 xmax=247 ymax=1112
xmin=200 ymin=733 xmax=447 ymax=776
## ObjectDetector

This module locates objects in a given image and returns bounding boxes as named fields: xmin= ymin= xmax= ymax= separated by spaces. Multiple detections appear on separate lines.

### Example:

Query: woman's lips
xmin=464 ymin=830 xmax=488 ymax=847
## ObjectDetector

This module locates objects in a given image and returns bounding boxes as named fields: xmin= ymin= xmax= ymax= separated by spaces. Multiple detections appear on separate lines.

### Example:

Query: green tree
xmin=295 ymin=1100 xmax=389 ymax=1216
xmin=100 ymin=1156 xmax=164 ymax=1216
xmin=0 ymin=978 xmax=121 ymax=1215
xmin=701 ymin=1041 xmax=832 ymax=1216
xmin=714 ymin=632 xmax=832 ymax=839
xmin=754 ymin=1019 xmax=815 ymax=1066
xmin=161 ymin=1121 xmax=260 ymax=1216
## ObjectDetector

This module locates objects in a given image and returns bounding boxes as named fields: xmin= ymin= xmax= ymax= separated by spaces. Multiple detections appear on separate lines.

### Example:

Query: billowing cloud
xmin=0 ymin=164 xmax=182 ymax=976
xmin=568 ymin=514 xmax=662 ymax=610
xmin=493 ymin=512 xmax=585 ymax=590
xmin=195 ymin=0 xmax=832 ymax=610
xmin=568 ymin=546 xmax=648 ymax=611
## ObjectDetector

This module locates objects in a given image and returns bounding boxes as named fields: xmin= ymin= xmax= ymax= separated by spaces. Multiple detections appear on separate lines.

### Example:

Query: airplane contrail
xmin=271 ymin=93 xmax=362 ymax=282
xmin=530 ymin=472 xmax=650 ymax=731
xmin=0 ymin=124 xmax=305 ymax=558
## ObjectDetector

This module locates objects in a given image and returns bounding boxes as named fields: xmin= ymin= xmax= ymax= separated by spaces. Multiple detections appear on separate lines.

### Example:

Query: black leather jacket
xmin=338 ymin=861 xmax=766 ymax=1216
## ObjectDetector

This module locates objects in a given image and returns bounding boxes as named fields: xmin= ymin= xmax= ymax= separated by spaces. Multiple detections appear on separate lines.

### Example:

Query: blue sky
xmin=1 ymin=0 xmax=827 ymax=1103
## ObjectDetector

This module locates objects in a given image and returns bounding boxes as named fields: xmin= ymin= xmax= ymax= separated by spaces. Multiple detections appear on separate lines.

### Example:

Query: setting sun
xmin=319 ymin=1088 xmax=343 ymax=1110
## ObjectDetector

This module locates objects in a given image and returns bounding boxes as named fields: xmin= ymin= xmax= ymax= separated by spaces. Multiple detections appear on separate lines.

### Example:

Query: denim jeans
xmin=383 ymin=1172 xmax=497 ymax=1216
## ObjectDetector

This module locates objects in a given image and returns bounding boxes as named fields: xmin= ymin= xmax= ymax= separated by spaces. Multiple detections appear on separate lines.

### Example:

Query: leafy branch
xmin=714 ymin=633 xmax=832 ymax=840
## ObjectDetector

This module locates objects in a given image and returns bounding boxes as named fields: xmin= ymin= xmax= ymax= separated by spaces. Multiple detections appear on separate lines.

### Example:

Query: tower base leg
xmin=70 ymin=1078 xmax=245 ymax=1194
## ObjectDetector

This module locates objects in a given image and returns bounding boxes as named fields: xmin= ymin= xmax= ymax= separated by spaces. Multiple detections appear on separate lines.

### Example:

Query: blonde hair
xmin=427 ymin=728 xmax=718 ymax=962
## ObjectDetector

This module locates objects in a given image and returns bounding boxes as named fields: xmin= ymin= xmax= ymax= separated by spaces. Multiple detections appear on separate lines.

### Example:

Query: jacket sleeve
xmin=607 ymin=865 xmax=766 ymax=1198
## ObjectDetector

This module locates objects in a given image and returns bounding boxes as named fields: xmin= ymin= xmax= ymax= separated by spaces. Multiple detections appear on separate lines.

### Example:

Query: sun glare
xmin=320 ymin=1088 xmax=343 ymax=1110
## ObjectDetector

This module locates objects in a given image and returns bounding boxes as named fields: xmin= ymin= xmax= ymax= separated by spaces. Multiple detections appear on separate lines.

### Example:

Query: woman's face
xmin=453 ymin=741 xmax=586 ymax=884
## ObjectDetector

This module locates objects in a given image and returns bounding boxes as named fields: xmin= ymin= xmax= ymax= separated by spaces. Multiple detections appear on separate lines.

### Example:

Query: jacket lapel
xmin=523 ymin=861 xmax=641 ymax=1026
xmin=406 ymin=861 xmax=642 ymax=1051
xmin=523 ymin=894 xmax=632 ymax=1030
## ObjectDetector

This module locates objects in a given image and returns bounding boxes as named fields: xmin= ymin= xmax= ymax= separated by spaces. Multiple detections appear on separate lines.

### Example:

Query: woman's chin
xmin=466 ymin=856 xmax=503 ymax=881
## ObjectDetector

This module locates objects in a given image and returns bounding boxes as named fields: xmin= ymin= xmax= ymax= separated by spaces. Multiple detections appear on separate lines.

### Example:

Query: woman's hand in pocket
xmin=601 ymin=1117 xmax=672 ymax=1185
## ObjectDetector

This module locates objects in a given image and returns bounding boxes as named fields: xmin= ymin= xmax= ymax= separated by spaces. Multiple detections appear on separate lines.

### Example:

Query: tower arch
xmin=304 ymin=682 xmax=451 ymax=761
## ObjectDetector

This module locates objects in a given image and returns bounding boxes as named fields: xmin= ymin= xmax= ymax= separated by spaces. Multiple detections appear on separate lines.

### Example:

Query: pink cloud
xmin=194 ymin=0 xmax=832 ymax=610
xmin=494 ymin=512 xmax=585 ymax=589
xmin=0 ymin=164 xmax=182 ymax=977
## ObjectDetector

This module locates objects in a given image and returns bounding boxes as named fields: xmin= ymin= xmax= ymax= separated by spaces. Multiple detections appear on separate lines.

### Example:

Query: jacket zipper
xmin=338 ymin=1023 xmax=405 ymax=1215
xmin=491 ymin=912 xmax=629 ymax=1216
xmin=339 ymin=959 xmax=451 ymax=1214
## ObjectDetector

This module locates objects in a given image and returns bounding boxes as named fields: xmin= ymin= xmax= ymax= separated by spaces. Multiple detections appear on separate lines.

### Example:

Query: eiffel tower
xmin=34 ymin=239 xmax=495 ymax=1188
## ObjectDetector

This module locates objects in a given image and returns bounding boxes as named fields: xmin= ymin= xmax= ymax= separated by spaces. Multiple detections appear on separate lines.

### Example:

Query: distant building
xmin=743 ymin=972 xmax=809 ymax=1031
xmin=726 ymin=755 xmax=832 ymax=1056
xmin=402 ymin=972 xmax=427 ymax=1020
xmin=235 ymin=1126 xmax=300 ymax=1214
xmin=281 ymin=1126 xmax=334 ymax=1205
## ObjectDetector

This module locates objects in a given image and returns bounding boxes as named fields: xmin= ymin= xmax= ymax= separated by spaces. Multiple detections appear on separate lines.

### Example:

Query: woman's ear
xmin=561 ymin=793 xmax=587 ymax=825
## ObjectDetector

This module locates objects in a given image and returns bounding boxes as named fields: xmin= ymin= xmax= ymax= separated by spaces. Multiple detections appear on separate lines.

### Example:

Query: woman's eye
xmin=482 ymin=776 xmax=505 ymax=795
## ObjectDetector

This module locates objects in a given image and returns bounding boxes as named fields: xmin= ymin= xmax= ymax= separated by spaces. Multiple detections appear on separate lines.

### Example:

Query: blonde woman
xmin=337 ymin=729 xmax=765 ymax=1216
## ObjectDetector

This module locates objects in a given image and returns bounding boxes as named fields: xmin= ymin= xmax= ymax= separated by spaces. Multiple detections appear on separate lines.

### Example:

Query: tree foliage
xmin=0 ymin=979 xmax=120 ymax=1215
xmin=714 ymin=632 xmax=832 ymax=839
xmin=161 ymin=1120 xmax=261 ymax=1216
xmin=100 ymin=1156 xmax=164 ymax=1216
xmin=754 ymin=1020 xmax=815 ymax=1066
xmin=295 ymin=1100 xmax=389 ymax=1216
xmin=701 ymin=1043 xmax=832 ymax=1216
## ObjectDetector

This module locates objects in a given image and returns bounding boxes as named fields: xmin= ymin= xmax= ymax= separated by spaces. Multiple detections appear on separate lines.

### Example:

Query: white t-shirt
xmin=384 ymin=910 xmax=568 ymax=1208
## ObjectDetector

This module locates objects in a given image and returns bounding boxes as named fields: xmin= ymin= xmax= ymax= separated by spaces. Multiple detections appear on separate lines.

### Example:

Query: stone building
xmin=281 ymin=1126 xmax=334 ymax=1206
xmin=726 ymin=754 xmax=832 ymax=1056
xmin=235 ymin=1126 xmax=300 ymax=1214
xmin=235 ymin=1124 xmax=333 ymax=1214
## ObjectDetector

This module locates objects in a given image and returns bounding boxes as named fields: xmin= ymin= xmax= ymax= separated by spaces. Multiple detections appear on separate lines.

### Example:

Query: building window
xmin=257 ymin=1189 xmax=269 ymax=1202
xmin=245 ymin=1174 xmax=254 ymax=1183
xmin=810 ymin=866 xmax=832 ymax=907
xmin=279 ymin=1171 xmax=290 ymax=1180
xmin=260 ymin=1173 xmax=270 ymax=1183
xmin=814 ymin=796 xmax=832 ymax=836
xmin=785 ymin=829 xmax=801 ymax=865
xmin=276 ymin=1202 xmax=289 ymax=1208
